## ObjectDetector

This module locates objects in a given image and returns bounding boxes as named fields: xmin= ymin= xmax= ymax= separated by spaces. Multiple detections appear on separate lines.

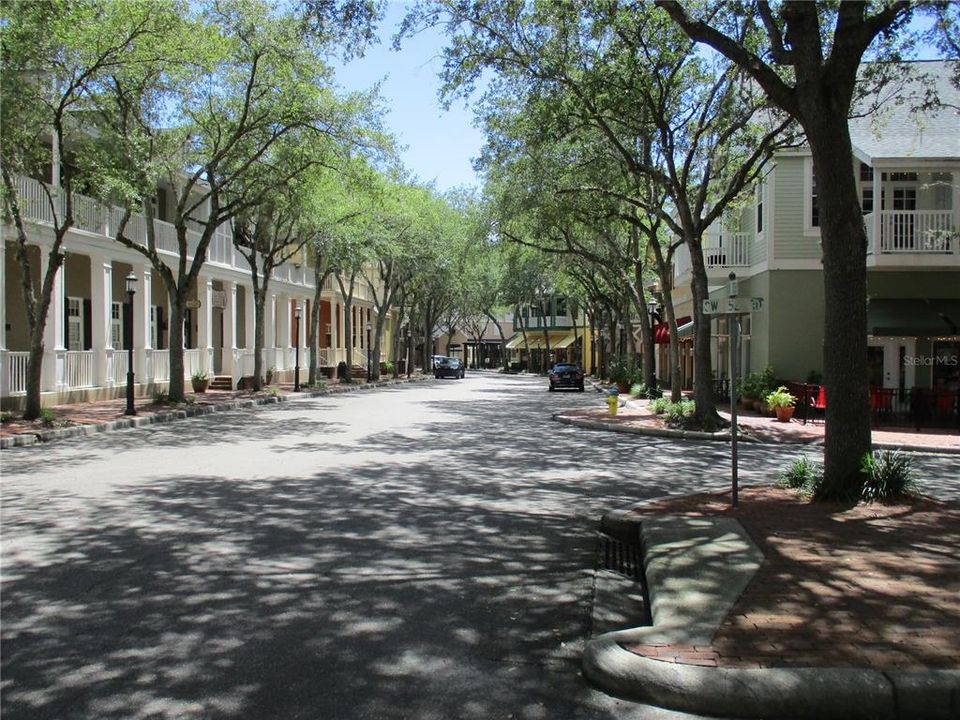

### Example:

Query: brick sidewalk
xmin=563 ymin=396 xmax=960 ymax=452
xmin=624 ymin=486 xmax=960 ymax=671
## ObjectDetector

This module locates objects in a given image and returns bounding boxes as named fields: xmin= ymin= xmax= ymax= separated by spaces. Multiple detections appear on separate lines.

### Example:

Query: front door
xmin=867 ymin=337 xmax=915 ymax=391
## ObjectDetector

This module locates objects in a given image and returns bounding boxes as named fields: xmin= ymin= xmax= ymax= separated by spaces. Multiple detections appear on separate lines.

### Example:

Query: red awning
xmin=653 ymin=316 xmax=691 ymax=344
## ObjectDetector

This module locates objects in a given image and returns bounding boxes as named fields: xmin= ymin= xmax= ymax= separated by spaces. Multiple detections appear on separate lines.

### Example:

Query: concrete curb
xmin=555 ymin=411 xmax=960 ymax=455
xmin=583 ymin=634 xmax=960 ymax=720
xmin=583 ymin=513 xmax=960 ymax=719
xmin=0 ymin=376 xmax=431 ymax=449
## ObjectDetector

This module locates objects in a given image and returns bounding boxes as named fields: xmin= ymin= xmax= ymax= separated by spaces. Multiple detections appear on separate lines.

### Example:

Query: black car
xmin=435 ymin=356 xmax=465 ymax=379
xmin=549 ymin=363 xmax=585 ymax=391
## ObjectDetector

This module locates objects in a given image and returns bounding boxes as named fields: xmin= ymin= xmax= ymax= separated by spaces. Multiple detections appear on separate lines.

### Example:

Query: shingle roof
xmin=849 ymin=60 xmax=959 ymax=162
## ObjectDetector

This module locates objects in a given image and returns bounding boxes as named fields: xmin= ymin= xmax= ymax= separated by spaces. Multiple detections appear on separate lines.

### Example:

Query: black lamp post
xmin=647 ymin=298 xmax=658 ymax=392
xmin=365 ymin=320 xmax=372 ymax=382
xmin=124 ymin=271 xmax=137 ymax=415
xmin=293 ymin=303 xmax=301 ymax=392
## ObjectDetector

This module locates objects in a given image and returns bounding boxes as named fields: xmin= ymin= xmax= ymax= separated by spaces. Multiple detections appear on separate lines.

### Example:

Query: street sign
xmin=186 ymin=299 xmax=201 ymax=309
xmin=701 ymin=297 xmax=764 ymax=315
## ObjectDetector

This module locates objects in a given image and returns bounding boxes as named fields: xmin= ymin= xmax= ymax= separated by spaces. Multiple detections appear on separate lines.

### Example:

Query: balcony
xmin=673 ymin=232 xmax=751 ymax=282
xmin=9 ymin=175 xmax=311 ymax=287
xmin=865 ymin=210 xmax=958 ymax=258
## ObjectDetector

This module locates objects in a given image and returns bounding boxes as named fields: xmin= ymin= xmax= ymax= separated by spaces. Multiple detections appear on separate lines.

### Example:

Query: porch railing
xmin=10 ymin=174 xmax=312 ymax=288
xmin=2 ymin=351 xmax=30 ymax=395
xmin=866 ymin=210 xmax=957 ymax=254
xmin=674 ymin=231 xmax=751 ymax=280
xmin=63 ymin=350 xmax=95 ymax=389
xmin=149 ymin=349 xmax=170 ymax=382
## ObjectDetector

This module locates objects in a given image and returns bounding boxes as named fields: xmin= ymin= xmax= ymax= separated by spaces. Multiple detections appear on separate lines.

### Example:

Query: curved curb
xmin=582 ymin=630 xmax=960 ymax=720
xmin=0 ymin=376 xmax=430 ymax=449
xmin=555 ymin=412 xmax=960 ymax=455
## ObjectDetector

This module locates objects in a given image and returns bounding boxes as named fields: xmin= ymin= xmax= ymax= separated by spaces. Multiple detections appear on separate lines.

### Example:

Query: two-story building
xmin=667 ymin=60 xmax=959 ymax=407
xmin=1 ymin=172 xmax=398 ymax=408
xmin=503 ymin=297 xmax=591 ymax=372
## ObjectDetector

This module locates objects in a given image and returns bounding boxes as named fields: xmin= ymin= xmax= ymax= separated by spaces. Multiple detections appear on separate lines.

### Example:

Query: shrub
xmin=630 ymin=382 xmax=647 ymax=397
xmin=860 ymin=450 xmax=915 ymax=502
xmin=765 ymin=386 xmax=795 ymax=409
xmin=152 ymin=390 xmax=171 ymax=405
xmin=0 ymin=410 xmax=13 ymax=423
xmin=665 ymin=399 xmax=696 ymax=427
xmin=651 ymin=397 xmax=670 ymax=414
xmin=381 ymin=361 xmax=395 ymax=375
xmin=777 ymin=456 xmax=824 ymax=496
xmin=39 ymin=408 xmax=55 ymax=427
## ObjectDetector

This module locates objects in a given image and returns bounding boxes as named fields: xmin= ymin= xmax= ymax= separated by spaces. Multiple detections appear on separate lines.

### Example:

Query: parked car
xmin=435 ymin=356 xmax=465 ymax=379
xmin=549 ymin=363 xmax=585 ymax=391
xmin=431 ymin=354 xmax=447 ymax=370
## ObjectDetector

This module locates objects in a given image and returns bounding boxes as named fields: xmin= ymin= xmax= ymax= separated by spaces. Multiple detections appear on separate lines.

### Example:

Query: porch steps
xmin=209 ymin=375 xmax=234 ymax=391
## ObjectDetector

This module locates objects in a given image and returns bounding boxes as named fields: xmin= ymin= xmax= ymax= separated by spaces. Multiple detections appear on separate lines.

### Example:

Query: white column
xmin=952 ymin=171 xmax=960 ymax=255
xmin=41 ymin=251 xmax=65 ymax=391
xmin=265 ymin=292 xmax=276 ymax=371
xmin=138 ymin=265 xmax=152 ymax=381
xmin=244 ymin=285 xmax=255 ymax=377
xmin=328 ymin=301 xmax=338 ymax=360
xmin=198 ymin=275 xmax=213 ymax=373
xmin=872 ymin=165 xmax=882 ymax=254
xmin=223 ymin=280 xmax=237 ymax=376
xmin=90 ymin=254 xmax=111 ymax=387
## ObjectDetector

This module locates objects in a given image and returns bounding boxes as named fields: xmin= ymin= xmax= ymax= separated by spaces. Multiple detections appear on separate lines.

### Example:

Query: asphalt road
xmin=2 ymin=371 xmax=957 ymax=720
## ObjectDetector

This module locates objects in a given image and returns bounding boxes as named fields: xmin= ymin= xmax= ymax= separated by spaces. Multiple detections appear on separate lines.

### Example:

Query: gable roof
xmin=849 ymin=61 xmax=959 ymax=162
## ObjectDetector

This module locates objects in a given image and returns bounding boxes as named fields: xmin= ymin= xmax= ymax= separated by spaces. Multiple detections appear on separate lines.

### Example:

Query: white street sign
xmin=701 ymin=297 xmax=764 ymax=315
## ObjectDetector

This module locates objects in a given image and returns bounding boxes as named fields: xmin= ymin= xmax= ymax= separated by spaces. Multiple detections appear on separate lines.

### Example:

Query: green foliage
xmin=381 ymin=361 xmax=395 ymax=374
xmin=665 ymin=399 xmax=696 ymax=427
xmin=765 ymin=386 xmax=795 ymax=409
xmin=151 ymin=389 xmax=171 ymax=405
xmin=191 ymin=371 xmax=208 ymax=382
xmin=860 ymin=450 xmax=915 ymax=502
xmin=39 ymin=408 xmax=55 ymax=427
xmin=738 ymin=367 xmax=776 ymax=400
xmin=778 ymin=457 xmax=822 ymax=494
xmin=630 ymin=381 xmax=647 ymax=397
xmin=651 ymin=397 xmax=670 ymax=414
xmin=0 ymin=410 xmax=14 ymax=423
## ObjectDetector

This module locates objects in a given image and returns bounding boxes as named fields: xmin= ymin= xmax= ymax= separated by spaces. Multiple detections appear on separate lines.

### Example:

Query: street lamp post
xmin=124 ymin=271 xmax=137 ymax=416
xmin=366 ymin=321 xmax=372 ymax=382
xmin=647 ymin=298 xmax=659 ymax=392
xmin=293 ymin=304 xmax=301 ymax=392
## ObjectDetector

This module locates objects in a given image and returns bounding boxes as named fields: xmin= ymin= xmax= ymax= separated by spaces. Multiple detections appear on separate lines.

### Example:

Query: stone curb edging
xmin=582 ymin=631 xmax=960 ymax=720
xmin=0 ymin=376 xmax=431 ymax=449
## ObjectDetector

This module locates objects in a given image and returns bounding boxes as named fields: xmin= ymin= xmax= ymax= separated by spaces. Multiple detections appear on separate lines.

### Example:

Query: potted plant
xmin=265 ymin=366 xmax=276 ymax=385
xmin=766 ymin=385 xmax=796 ymax=422
xmin=191 ymin=371 xmax=209 ymax=393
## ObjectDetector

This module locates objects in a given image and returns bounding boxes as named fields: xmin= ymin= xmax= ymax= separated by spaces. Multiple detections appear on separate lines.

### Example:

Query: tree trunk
xmin=809 ymin=120 xmax=872 ymax=499
xmin=687 ymin=236 xmax=720 ymax=428
xmin=167 ymin=291 xmax=187 ymax=401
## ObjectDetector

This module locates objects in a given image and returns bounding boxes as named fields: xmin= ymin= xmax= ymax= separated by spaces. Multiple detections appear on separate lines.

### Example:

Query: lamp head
xmin=125 ymin=271 xmax=137 ymax=295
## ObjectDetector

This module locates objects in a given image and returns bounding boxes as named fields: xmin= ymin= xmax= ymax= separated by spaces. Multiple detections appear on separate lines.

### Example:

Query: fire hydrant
xmin=606 ymin=389 xmax=619 ymax=416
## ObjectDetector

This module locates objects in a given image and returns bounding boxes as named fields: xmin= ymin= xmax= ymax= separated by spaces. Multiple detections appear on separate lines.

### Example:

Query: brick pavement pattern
xmin=626 ymin=487 xmax=960 ymax=671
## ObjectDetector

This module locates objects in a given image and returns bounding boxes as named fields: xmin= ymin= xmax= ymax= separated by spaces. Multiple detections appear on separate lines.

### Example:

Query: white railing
xmin=236 ymin=349 xmax=255 ymax=377
xmin=149 ymin=349 xmax=170 ymax=382
xmin=64 ymin=350 xmax=95 ymax=389
xmin=870 ymin=210 xmax=957 ymax=254
xmin=317 ymin=348 xmax=331 ymax=367
xmin=673 ymin=232 xmax=751 ymax=280
xmin=353 ymin=349 xmax=369 ymax=368
xmin=10 ymin=174 xmax=311 ymax=288
xmin=3 ymin=351 xmax=30 ymax=395
xmin=182 ymin=348 xmax=201 ymax=378
xmin=111 ymin=350 xmax=129 ymax=386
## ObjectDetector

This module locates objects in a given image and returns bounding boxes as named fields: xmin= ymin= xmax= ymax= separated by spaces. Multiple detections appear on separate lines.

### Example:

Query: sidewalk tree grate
xmin=598 ymin=534 xmax=642 ymax=580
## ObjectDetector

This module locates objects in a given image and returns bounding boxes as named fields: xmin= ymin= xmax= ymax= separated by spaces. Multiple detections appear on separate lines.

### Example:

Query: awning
xmin=677 ymin=320 xmax=695 ymax=339
xmin=505 ymin=332 xmax=577 ymax=350
xmin=868 ymin=299 xmax=960 ymax=336
xmin=653 ymin=316 xmax=692 ymax=344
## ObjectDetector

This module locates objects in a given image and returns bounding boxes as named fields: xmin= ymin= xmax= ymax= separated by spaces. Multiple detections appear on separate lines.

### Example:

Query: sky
xmin=331 ymin=2 xmax=485 ymax=193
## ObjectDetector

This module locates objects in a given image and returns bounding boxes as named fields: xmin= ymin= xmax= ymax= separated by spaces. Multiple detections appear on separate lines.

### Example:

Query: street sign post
xmin=706 ymin=274 xmax=766 ymax=508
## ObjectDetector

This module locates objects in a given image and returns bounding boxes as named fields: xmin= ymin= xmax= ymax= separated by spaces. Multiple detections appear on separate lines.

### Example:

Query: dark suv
xmin=434 ymin=356 xmax=465 ymax=379
xmin=549 ymin=363 xmax=585 ymax=391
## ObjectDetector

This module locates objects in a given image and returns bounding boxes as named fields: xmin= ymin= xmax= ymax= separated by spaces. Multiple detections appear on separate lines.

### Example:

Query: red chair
xmin=810 ymin=385 xmax=826 ymax=423
xmin=870 ymin=387 xmax=895 ymax=424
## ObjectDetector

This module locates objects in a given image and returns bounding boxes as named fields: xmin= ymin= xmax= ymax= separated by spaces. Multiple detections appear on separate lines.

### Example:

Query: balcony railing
xmin=11 ymin=175 xmax=311 ymax=287
xmin=674 ymin=232 xmax=751 ymax=280
xmin=865 ymin=210 xmax=958 ymax=255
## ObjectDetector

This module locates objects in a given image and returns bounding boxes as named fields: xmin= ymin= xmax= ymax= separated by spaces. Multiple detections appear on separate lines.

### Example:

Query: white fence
xmin=867 ymin=210 xmax=957 ymax=254
xmin=3 ymin=351 xmax=30 ymax=395
xmin=673 ymin=231 xmax=751 ymax=280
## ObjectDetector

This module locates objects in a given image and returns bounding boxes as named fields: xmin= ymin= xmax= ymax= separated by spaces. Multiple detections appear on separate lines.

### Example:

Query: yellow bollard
xmin=606 ymin=395 xmax=619 ymax=416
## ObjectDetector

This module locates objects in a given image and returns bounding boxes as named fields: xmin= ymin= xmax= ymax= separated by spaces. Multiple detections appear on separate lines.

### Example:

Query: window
xmin=555 ymin=298 xmax=568 ymax=317
xmin=886 ymin=171 xmax=918 ymax=182
xmin=862 ymin=187 xmax=874 ymax=215
xmin=112 ymin=303 xmax=122 ymax=349
xmin=756 ymin=182 xmax=764 ymax=233
xmin=67 ymin=297 xmax=83 ymax=351
xmin=859 ymin=162 xmax=874 ymax=181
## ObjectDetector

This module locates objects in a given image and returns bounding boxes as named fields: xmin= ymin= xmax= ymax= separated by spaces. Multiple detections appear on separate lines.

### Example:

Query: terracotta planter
xmin=191 ymin=378 xmax=209 ymax=393
xmin=775 ymin=405 xmax=795 ymax=423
